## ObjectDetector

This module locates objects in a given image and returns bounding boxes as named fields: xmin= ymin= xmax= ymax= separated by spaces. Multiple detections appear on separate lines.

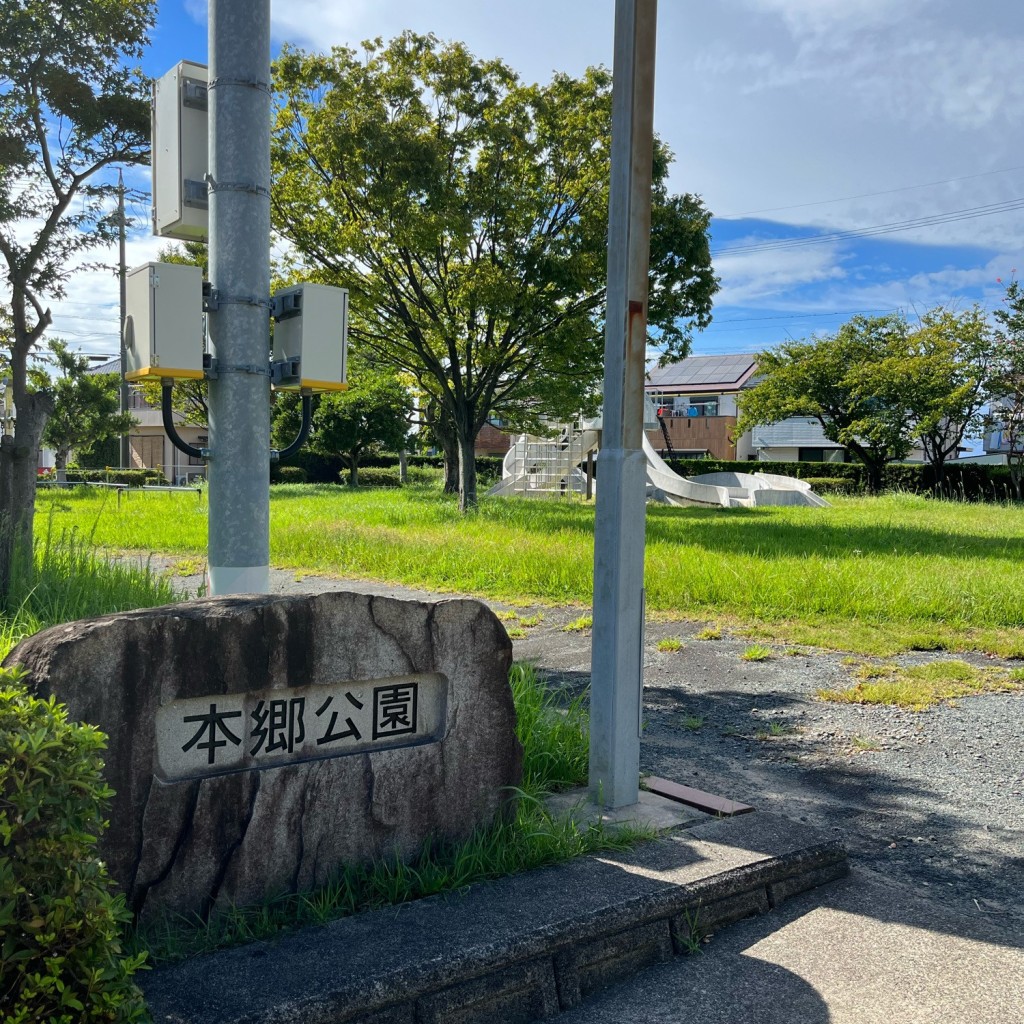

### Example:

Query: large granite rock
xmin=5 ymin=592 xmax=520 ymax=920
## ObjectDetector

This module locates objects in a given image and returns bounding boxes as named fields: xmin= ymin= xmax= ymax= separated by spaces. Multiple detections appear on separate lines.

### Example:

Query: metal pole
xmin=206 ymin=0 xmax=271 ymax=594
xmin=589 ymin=0 xmax=658 ymax=808
xmin=117 ymin=170 xmax=130 ymax=469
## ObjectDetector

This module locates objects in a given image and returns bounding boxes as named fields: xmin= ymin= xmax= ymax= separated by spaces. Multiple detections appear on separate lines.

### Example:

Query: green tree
xmin=736 ymin=315 xmax=916 ymax=493
xmin=40 ymin=341 xmax=135 ymax=480
xmin=894 ymin=307 xmax=993 ymax=487
xmin=0 ymin=0 xmax=154 ymax=595
xmin=989 ymin=278 xmax=1024 ymax=499
xmin=271 ymin=33 xmax=717 ymax=510
xmin=275 ymin=365 xmax=412 ymax=486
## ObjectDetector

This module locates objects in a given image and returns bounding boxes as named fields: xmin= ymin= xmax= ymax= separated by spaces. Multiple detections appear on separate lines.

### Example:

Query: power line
xmin=720 ymin=164 xmax=1024 ymax=219
xmin=709 ymin=307 xmax=900 ymax=325
xmin=713 ymin=197 xmax=1024 ymax=257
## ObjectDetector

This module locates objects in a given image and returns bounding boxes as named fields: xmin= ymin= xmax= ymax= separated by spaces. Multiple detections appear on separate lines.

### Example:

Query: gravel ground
xmin=157 ymin=560 xmax=1024 ymax=936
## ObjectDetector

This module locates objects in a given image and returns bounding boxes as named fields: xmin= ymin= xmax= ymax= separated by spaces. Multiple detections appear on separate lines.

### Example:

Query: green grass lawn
xmin=36 ymin=484 xmax=1024 ymax=656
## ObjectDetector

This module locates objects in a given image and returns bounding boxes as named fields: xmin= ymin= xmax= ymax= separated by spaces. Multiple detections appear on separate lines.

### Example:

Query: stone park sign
xmin=5 ymin=591 xmax=521 ymax=919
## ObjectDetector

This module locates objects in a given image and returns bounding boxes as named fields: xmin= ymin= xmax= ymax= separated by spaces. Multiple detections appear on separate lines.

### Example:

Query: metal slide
xmin=488 ymin=430 xmax=827 ymax=508
xmin=487 ymin=429 xmax=602 ymax=497
xmin=643 ymin=435 xmax=829 ymax=508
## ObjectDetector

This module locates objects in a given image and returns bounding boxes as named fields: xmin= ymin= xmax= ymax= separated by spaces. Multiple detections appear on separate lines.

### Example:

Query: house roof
xmin=646 ymin=353 xmax=758 ymax=395
xmin=86 ymin=357 xmax=121 ymax=375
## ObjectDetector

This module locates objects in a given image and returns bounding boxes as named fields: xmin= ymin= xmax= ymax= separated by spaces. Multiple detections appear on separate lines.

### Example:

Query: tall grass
xmin=36 ymin=485 xmax=1024 ymax=654
xmin=0 ymin=524 xmax=179 ymax=660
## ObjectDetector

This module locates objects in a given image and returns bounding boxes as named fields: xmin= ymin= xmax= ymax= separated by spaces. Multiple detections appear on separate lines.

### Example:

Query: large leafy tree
xmin=892 ymin=307 xmax=993 ymax=486
xmin=0 ymin=0 xmax=154 ymax=594
xmin=271 ymin=33 xmax=717 ymax=510
xmin=990 ymin=278 xmax=1024 ymax=499
xmin=737 ymin=315 xmax=916 ymax=492
xmin=273 ymin=363 xmax=412 ymax=486
xmin=39 ymin=340 xmax=135 ymax=479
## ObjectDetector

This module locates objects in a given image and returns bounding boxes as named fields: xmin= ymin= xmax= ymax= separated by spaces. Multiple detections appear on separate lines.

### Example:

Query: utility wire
xmin=713 ymin=196 xmax=1024 ymax=257
xmin=720 ymin=164 xmax=1024 ymax=219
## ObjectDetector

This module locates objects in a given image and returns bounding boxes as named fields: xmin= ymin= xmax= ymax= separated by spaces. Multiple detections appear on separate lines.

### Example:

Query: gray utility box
xmin=272 ymin=283 xmax=349 ymax=392
xmin=152 ymin=60 xmax=209 ymax=241
xmin=124 ymin=262 xmax=205 ymax=382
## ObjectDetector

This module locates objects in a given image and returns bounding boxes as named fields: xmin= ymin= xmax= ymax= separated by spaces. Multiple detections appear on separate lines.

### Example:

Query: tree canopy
xmin=737 ymin=308 xmax=1007 ymax=492
xmin=38 ymin=340 xmax=135 ymax=477
xmin=273 ymin=363 xmax=412 ymax=487
xmin=990 ymin=278 xmax=1024 ymax=498
xmin=271 ymin=33 xmax=717 ymax=509
xmin=889 ymin=307 xmax=992 ymax=481
xmin=0 ymin=0 xmax=154 ymax=594
xmin=736 ymin=314 xmax=917 ymax=492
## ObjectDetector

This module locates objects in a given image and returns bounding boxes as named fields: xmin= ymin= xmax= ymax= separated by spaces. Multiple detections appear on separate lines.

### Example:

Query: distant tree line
xmin=736 ymin=287 xmax=1024 ymax=496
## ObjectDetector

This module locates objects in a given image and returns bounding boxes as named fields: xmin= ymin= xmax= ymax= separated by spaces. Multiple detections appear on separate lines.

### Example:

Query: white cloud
xmin=714 ymin=241 xmax=847 ymax=306
xmin=739 ymin=0 xmax=929 ymax=35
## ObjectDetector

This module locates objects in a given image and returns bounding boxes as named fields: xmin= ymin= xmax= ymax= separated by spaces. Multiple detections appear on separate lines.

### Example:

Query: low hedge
xmin=270 ymin=465 xmax=308 ymax=484
xmin=276 ymin=451 xmax=504 ymax=485
xmin=59 ymin=469 xmax=163 ymax=487
xmin=0 ymin=671 xmax=148 ymax=1022
xmin=803 ymin=476 xmax=861 ymax=495
xmin=343 ymin=468 xmax=403 ymax=488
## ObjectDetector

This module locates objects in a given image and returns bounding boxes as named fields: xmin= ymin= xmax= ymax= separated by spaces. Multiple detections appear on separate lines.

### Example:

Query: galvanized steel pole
xmin=589 ymin=0 xmax=658 ymax=808
xmin=117 ymin=170 xmax=130 ymax=470
xmin=206 ymin=0 xmax=271 ymax=595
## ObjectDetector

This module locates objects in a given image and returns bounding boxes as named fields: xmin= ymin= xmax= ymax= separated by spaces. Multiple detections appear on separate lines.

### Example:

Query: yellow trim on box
xmin=303 ymin=379 xmax=349 ymax=392
xmin=126 ymin=366 xmax=205 ymax=381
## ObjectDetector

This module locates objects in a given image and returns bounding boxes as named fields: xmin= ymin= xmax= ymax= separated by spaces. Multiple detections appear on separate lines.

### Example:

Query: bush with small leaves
xmin=271 ymin=465 xmax=308 ymax=484
xmin=0 ymin=671 xmax=148 ymax=1023
xmin=347 ymin=468 xmax=403 ymax=488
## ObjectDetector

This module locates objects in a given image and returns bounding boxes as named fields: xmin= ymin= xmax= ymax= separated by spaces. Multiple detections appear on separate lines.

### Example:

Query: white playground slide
xmin=488 ymin=430 xmax=828 ymax=508
xmin=487 ymin=429 xmax=601 ymax=497
xmin=642 ymin=435 xmax=829 ymax=508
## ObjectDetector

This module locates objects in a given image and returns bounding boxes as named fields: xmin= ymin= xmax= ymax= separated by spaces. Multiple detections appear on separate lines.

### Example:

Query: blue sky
xmin=44 ymin=0 xmax=1024 ymax=366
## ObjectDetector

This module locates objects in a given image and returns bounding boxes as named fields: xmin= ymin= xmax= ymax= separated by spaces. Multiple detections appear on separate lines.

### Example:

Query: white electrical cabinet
xmin=152 ymin=61 xmax=209 ymax=241
xmin=124 ymin=262 xmax=205 ymax=381
xmin=272 ymin=284 xmax=349 ymax=392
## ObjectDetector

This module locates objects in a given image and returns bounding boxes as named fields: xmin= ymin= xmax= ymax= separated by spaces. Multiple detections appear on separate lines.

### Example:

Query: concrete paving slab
xmin=141 ymin=812 xmax=846 ymax=1024
xmin=554 ymin=867 xmax=1024 ymax=1023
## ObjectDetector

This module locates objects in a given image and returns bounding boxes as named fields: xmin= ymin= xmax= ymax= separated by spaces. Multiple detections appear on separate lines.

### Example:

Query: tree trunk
xmin=348 ymin=449 xmax=360 ymax=487
xmin=398 ymin=449 xmax=408 ymax=484
xmin=0 ymin=392 xmax=51 ymax=605
xmin=442 ymin=440 xmax=458 ymax=493
xmin=1010 ymin=456 xmax=1023 ymax=501
xmin=457 ymin=429 xmax=478 ymax=511
xmin=55 ymin=448 xmax=69 ymax=484
xmin=864 ymin=459 xmax=885 ymax=495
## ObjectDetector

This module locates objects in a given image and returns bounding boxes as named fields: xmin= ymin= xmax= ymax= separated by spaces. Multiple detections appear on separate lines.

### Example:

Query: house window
xmin=798 ymin=447 xmax=825 ymax=462
xmin=676 ymin=396 xmax=719 ymax=417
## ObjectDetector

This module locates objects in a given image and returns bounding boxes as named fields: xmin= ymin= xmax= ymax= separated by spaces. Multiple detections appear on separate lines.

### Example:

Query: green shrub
xmin=63 ymin=469 xmax=154 ymax=488
xmin=804 ymin=476 xmax=859 ymax=495
xmin=406 ymin=465 xmax=443 ymax=486
xmin=345 ymin=468 xmax=402 ymax=488
xmin=271 ymin=465 xmax=308 ymax=484
xmin=0 ymin=673 xmax=148 ymax=1022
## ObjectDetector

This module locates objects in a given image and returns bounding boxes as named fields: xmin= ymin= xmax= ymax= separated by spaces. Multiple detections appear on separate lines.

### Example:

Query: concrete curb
xmin=142 ymin=812 xmax=847 ymax=1023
